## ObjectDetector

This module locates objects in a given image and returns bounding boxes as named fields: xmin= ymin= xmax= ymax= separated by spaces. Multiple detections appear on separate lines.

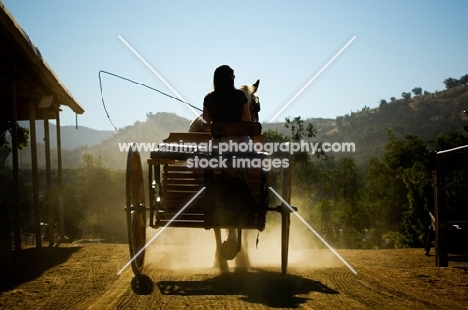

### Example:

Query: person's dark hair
xmin=213 ymin=65 xmax=235 ymax=92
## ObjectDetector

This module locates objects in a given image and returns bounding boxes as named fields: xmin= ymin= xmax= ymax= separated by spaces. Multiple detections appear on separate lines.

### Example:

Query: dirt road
xmin=1 ymin=228 xmax=467 ymax=309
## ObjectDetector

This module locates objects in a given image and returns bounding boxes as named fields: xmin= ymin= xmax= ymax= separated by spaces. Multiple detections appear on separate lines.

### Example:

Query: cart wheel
xmin=126 ymin=147 xmax=146 ymax=275
xmin=281 ymin=208 xmax=290 ymax=276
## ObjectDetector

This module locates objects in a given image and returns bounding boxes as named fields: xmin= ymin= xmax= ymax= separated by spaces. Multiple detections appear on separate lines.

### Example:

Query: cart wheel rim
xmin=131 ymin=210 xmax=146 ymax=270
xmin=126 ymin=147 xmax=146 ymax=275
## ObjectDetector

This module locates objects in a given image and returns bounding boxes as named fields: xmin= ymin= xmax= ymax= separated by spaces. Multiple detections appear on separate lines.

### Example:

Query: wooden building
xmin=0 ymin=1 xmax=84 ymax=269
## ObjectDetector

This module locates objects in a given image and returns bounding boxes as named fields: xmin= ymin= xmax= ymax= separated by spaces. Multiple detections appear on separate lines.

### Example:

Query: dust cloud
xmin=143 ymin=213 xmax=344 ymax=272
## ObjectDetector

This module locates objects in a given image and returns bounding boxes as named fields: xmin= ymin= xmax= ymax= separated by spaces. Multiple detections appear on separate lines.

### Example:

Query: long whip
xmin=98 ymin=70 xmax=202 ymax=131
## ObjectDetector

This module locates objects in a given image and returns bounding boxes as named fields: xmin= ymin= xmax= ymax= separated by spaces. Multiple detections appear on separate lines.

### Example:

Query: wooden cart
xmin=125 ymin=122 xmax=296 ymax=276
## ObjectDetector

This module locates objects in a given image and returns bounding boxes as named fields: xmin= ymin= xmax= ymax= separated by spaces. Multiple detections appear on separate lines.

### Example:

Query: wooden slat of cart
xmin=161 ymin=197 xmax=204 ymax=208
xmin=152 ymin=131 xmax=268 ymax=229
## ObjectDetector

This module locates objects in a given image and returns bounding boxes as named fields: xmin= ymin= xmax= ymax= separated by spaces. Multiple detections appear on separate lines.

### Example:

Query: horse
xmin=188 ymin=80 xmax=260 ymax=132
xmin=188 ymin=79 xmax=260 ymax=272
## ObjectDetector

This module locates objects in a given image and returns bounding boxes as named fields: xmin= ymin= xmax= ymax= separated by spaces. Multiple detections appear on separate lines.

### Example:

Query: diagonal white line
xmin=268 ymin=36 xmax=356 ymax=123
xmin=118 ymin=35 xmax=206 ymax=123
xmin=117 ymin=187 xmax=206 ymax=275
xmin=268 ymin=186 xmax=357 ymax=275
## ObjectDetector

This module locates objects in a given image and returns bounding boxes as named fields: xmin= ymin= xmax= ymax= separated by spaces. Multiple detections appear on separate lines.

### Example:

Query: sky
xmin=3 ymin=0 xmax=468 ymax=131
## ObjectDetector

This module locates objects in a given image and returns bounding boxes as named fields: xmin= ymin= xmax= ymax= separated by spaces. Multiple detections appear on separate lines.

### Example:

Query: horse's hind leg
xmin=213 ymin=228 xmax=228 ymax=272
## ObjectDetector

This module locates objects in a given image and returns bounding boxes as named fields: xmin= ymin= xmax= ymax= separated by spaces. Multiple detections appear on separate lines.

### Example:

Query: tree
xmin=443 ymin=77 xmax=460 ymax=89
xmin=363 ymin=156 xmax=403 ymax=246
xmin=283 ymin=116 xmax=326 ymax=164
xmin=74 ymin=154 xmax=126 ymax=241
xmin=284 ymin=116 xmax=316 ymax=142
xmin=432 ymin=130 xmax=468 ymax=151
xmin=0 ymin=120 xmax=29 ymax=168
xmin=262 ymin=129 xmax=289 ymax=143
xmin=364 ymin=130 xmax=430 ymax=247
xmin=318 ymin=157 xmax=366 ymax=247
xmin=0 ymin=121 xmax=29 ymax=151
xmin=412 ymin=87 xmax=422 ymax=96
xmin=264 ymin=116 xmax=327 ymax=229
xmin=459 ymin=74 xmax=468 ymax=85
xmin=400 ymin=161 xmax=431 ymax=246
xmin=379 ymin=100 xmax=388 ymax=113
xmin=401 ymin=92 xmax=411 ymax=100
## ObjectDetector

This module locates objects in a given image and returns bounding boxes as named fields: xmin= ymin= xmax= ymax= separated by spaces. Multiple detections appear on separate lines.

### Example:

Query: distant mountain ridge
xmin=18 ymin=121 xmax=114 ymax=149
xmin=9 ymin=112 xmax=191 ymax=169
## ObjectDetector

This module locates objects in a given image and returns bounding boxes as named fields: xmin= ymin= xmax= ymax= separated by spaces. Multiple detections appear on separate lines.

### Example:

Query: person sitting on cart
xmin=202 ymin=64 xmax=254 ymax=261
xmin=202 ymin=64 xmax=252 ymax=178
xmin=203 ymin=65 xmax=250 ymax=130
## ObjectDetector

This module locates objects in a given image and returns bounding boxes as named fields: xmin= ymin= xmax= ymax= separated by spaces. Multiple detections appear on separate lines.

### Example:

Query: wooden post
xmin=28 ymin=91 xmax=41 ymax=248
xmin=10 ymin=74 xmax=21 ymax=252
xmin=56 ymin=112 xmax=65 ymax=243
xmin=44 ymin=111 xmax=54 ymax=247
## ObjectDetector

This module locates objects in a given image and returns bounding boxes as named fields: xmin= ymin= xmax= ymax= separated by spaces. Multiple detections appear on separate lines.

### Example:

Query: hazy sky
xmin=3 ymin=0 xmax=468 ymax=130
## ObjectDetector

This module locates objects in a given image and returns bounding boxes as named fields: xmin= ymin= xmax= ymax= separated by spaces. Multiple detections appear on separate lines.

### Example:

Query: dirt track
xmin=1 ymin=228 xmax=468 ymax=309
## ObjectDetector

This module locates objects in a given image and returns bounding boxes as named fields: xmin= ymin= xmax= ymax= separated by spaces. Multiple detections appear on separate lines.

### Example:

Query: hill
xmin=262 ymin=84 xmax=468 ymax=165
xmin=320 ymin=84 xmax=468 ymax=164
xmin=6 ymin=84 xmax=468 ymax=170
xmin=8 ymin=112 xmax=191 ymax=169
xmin=17 ymin=121 xmax=114 ymax=150
xmin=74 ymin=112 xmax=191 ymax=169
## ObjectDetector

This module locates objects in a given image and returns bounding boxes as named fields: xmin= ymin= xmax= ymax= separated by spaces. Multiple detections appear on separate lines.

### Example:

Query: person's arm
xmin=202 ymin=106 xmax=212 ymax=132
xmin=241 ymin=101 xmax=251 ymax=122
